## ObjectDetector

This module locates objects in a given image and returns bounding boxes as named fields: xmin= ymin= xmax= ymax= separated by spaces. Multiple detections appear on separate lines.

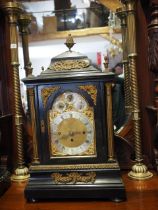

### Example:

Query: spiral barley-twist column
xmin=124 ymin=61 xmax=131 ymax=113
xmin=13 ymin=63 xmax=24 ymax=166
xmin=129 ymin=56 xmax=142 ymax=161
xmin=0 ymin=2 xmax=29 ymax=181
xmin=116 ymin=6 xmax=132 ymax=114
xmin=121 ymin=0 xmax=153 ymax=179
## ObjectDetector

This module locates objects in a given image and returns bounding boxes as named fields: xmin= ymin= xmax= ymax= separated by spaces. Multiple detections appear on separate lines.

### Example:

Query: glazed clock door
xmin=38 ymin=82 xmax=108 ymax=165
xmin=49 ymin=91 xmax=96 ymax=157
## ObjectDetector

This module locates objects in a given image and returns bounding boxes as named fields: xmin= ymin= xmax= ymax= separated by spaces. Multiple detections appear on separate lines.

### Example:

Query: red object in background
xmin=104 ymin=55 xmax=109 ymax=64
xmin=97 ymin=52 xmax=102 ymax=66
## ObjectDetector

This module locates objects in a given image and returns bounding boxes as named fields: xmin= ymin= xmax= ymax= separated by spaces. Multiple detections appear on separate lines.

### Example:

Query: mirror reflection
xmin=21 ymin=0 xmax=113 ymax=33
xmin=19 ymin=0 xmax=125 ymax=130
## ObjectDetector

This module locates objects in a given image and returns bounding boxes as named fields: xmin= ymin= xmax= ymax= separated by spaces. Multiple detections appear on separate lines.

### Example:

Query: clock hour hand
xmin=54 ymin=130 xmax=91 ymax=140
xmin=55 ymin=131 xmax=87 ymax=140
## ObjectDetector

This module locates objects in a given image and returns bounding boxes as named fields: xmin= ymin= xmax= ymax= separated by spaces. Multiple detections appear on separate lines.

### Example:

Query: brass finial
xmin=103 ymin=55 xmax=109 ymax=72
xmin=65 ymin=34 xmax=75 ymax=51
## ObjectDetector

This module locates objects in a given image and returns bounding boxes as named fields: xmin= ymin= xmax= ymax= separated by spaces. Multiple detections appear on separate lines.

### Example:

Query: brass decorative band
xmin=132 ymin=110 xmax=140 ymax=121
xmin=105 ymin=83 xmax=115 ymax=161
xmin=28 ymin=88 xmax=40 ymax=164
xmin=41 ymin=86 xmax=60 ymax=108
xmin=49 ymin=59 xmax=90 ymax=71
xmin=79 ymin=85 xmax=97 ymax=105
xmin=15 ymin=114 xmax=23 ymax=126
xmin=52 ymin=172 xmax=96 ymax=184
xmin=30 ymin=162 xmax=119 ymax=170
xmin=128 ymin=53 xmax=137 ymax=57
xmin=11 ymin=61 xmax=19 ymax=65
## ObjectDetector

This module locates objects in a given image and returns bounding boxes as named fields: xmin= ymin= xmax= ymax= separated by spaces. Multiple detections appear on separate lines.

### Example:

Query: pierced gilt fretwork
xmin=52 ymin=172 xmax=96 ymax=184
xmin=79 ymin=85 xmax=97 ymax=105
xmin=41 ymin=86 xmax=60 ymax=108
xmin=49 ymin=60 xmax=90 ymax=71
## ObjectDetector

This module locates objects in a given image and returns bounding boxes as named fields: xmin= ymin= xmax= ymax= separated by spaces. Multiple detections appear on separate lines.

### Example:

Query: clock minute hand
xmin=69 ymin=131 xmax=86 ymax=136
xmin=59 ymin=131 xmax=86 ymax=140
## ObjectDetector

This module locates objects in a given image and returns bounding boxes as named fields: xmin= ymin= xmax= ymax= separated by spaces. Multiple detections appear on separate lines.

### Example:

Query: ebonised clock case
xmin=23 ymin=71 xmax=126 ymax=202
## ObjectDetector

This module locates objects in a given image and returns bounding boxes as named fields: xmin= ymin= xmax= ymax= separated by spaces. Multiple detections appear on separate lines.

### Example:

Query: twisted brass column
xmin=0 ymin=2 xmax=29 ymax=181
xmin=18 ymin=13 xmax=33 ymax=77
xmin=116 ymin=6 xmax=132 ymax=114
xmin=121 ymin=0 xmax=153 ymax=180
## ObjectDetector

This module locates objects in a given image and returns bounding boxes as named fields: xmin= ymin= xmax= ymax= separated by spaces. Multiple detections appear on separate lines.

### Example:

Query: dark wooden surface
xmin=0 ymin=172 xmax=158 ymax=210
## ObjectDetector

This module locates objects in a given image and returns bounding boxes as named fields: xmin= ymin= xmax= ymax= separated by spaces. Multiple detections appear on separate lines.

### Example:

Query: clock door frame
xmin=37 ymin=80 xmax=109 ymax=165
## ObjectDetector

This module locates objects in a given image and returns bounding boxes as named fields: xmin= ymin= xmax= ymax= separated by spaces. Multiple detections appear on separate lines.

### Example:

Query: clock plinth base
xmin=24 ymin=168 xmax=126 ymax=202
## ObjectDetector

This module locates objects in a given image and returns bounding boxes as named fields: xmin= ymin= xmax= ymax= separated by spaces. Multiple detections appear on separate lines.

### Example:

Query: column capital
xmin=121 ymin=0 xmax=137 ymax=11
xmin=0 ymin=2 xmax=23 ymax=23
xmin=116 ymin=6 xmax=127 ymax=26
xmin=18 ymin=13 xmax=32 ymax=34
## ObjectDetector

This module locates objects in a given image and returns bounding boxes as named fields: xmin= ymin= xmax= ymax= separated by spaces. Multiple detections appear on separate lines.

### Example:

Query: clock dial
xmin=64 ymin=92 xmax=75 ymax=104
xmin=54 ymin=101 xmax=66 ymax=112
xmin=52 ymin=91 xmax=87 ymax=113
xmin=49 ymin=91 xmax=96 ymax=157
xmin=74 ymin=99 xmax=87 ymax=110
xmin=57 ymin=118 xmax=87 ymax=147
xmin=51 ymin=111 xmax=94 ymax=156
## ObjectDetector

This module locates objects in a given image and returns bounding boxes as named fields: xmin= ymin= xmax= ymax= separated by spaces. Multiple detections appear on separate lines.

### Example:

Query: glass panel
xmin=48 ymin=91 xmax=96 ymax=157
xmin=20 ymin=0 xmax=110 ymax=34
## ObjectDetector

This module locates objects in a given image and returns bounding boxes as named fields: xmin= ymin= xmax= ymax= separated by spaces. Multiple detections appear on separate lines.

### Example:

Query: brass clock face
xmin=49 ymin=92 xmax=96 ymax=157
xmin=52 ymin=111 xmax=94 ymax=155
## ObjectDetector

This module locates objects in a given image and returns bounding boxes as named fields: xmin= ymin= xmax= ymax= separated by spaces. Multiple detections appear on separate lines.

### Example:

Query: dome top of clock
xmin=41 ymin=34 xmax=101 ymax=74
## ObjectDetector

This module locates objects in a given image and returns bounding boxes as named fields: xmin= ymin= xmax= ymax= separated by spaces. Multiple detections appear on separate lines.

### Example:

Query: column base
xmin=128 ymin=163 xmax=153 ymax=180
xmin=11 ymin=166 xmax=30 ymax=182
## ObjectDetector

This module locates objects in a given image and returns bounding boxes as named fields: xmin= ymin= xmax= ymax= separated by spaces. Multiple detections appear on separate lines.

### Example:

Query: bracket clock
xmin=23 ymin=35 xmax=126 ymax=201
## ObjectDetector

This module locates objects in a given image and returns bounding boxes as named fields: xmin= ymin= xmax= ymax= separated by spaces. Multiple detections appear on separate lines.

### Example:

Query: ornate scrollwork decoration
xmin=52 ymin=172 xmax=96 ymax=184
xmin=51 ymin=141 xmax=95 ymax=157
xmin=41 ymin=86 xmax=60 ymax=108
xmin=83 ymin=143 xmax=95 ymax=155
xmin=51 ymin=144 xmax=59 ymax=155
xmin=49 ymin=59 xmax=90 ymax=71
xmin=79 ymin=85 xmax=97 ymax=105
